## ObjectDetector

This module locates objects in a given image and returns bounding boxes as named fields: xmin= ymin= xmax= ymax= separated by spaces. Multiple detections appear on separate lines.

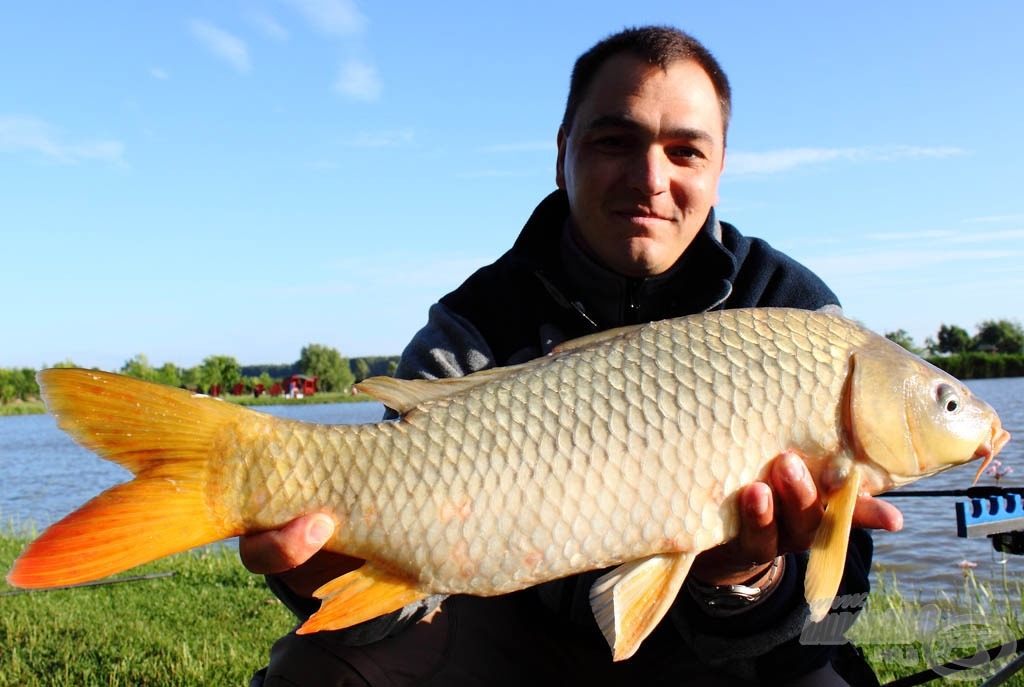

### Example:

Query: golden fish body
xmin=8 ymin=308 xmax=1010 ymax=660
xmin=239 ymin=309 xmax=865 ymax=592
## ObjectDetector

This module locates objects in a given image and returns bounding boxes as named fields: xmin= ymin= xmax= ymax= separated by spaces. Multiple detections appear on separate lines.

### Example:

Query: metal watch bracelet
xmin=686 ymin=555 xmax=785 ymax=617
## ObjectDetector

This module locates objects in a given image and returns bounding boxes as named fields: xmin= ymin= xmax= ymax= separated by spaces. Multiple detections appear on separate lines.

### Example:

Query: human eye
xmin=590 ymin=132 xmax=632 ymax=152
xmin=666 ymin=145 xmax=705 ymax=161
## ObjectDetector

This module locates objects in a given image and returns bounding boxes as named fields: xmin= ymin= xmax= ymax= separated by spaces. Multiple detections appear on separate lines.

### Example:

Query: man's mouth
xmin=614 ymin=208 xmax=672 ymax=222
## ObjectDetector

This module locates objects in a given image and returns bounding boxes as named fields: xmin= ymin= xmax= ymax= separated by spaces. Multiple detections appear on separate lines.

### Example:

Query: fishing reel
xmin=990 ymin=531 xmax=1024 ymax=556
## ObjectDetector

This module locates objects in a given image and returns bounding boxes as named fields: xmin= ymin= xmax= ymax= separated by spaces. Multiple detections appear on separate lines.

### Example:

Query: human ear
xmin=555 ymin=126 xmax=568 ymax=189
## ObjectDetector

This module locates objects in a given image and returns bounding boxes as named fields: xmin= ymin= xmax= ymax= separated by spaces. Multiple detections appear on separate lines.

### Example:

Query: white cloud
xmin=0 ymin=115 xmax=125 ymax=165
xmin=341 ymin=129 xmax=414 ymax=147
xmin=189 ymin=19 xmax=250 ymax=73
xmin=478 ymin=141 xmax=555 ymax=153
xmin=457 ymin=169 xmax=533 ymax=179
xmin=323 ymin=255 xmax=489 ymax=291
xmin=282 ymin=1 xmax=378 ymax=102
xmin=860 ymin=229 xmax=957 ymax=242
xmin=809 ymin=247 xmax=1020 ymax=279
xmin=725 ymin=145 xmax=965 ymax=176
xmin=863 ymin=228 xmax=1024 ymax=245
xmin=248 ymin=11 xmax=290 ymax=41
xmin=149 ymin=67 xmax=169 ymax=80
xmin=964 ymin=213 xmax=1024 ymax=224
xmin=727 ymin=147 xmax=853 ymax=175
xmin=334 ymin=59 xmax=381 ymax=101
xmin=286 ymin=0 xmax=366 ymax=36
xmin=876 ymin=145 xmax=965 ymax=160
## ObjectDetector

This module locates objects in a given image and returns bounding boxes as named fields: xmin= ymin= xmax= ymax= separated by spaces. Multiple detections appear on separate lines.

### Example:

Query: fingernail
xmin=751 ymin=486 xmax=770 ymax=516
xmin=308 ymin=516 xmax=334 ymax=545
xmin=889 ymin=511 xmax=904 ymax=532
xmin=781 ymin=455 xmax=807 ymax=483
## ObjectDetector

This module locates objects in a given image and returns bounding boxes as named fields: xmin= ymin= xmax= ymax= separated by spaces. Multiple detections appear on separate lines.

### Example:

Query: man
xmin=245 ymin=26 xmax=902 ymax=685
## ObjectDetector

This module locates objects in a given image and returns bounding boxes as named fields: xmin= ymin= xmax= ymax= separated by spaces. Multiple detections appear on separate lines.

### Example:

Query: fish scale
xmin=223 ymin=309 xmax=861 ymax=595
xmin=8 ymin=307 xmax=1009 ymax=661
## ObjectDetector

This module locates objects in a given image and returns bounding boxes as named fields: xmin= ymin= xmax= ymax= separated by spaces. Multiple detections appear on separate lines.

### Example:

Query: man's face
xmin=556 ymin=55 xmax=726 ymax=278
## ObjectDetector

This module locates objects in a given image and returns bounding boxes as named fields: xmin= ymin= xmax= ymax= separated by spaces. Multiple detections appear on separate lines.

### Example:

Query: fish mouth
xmin=971 ymin=425 xmax=1012 ymax=485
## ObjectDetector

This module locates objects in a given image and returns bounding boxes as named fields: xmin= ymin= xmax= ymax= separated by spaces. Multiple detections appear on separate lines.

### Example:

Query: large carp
xmin=7 ymin=308 xmax=1010 ymax=660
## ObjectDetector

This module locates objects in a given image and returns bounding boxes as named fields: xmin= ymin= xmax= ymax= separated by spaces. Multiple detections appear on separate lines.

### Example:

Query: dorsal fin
xmin=356 ymin=365 xmax=528 ymax=414
xmin=551 ymin=323 xmax=646 ymax=355
xmin=358 ymin=324 xmax=644 ymax=415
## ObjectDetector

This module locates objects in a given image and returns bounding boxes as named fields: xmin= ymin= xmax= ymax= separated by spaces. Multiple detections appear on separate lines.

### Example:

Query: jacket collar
xmin=514 ymin=190 xmax=737 ymax=330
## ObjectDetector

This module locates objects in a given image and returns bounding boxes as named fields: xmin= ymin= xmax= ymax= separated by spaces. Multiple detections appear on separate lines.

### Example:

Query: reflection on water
xmin=1 ymin=378 xmax=1021 ymax=606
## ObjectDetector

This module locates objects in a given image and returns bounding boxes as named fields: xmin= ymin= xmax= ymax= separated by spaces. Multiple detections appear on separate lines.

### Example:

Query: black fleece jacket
xmin=387 ymin=190 xmax=871 ymax=680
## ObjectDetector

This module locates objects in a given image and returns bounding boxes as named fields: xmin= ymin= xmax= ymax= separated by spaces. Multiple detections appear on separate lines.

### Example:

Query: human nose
xmin=626 ymin=147 xmax=669 ymax=195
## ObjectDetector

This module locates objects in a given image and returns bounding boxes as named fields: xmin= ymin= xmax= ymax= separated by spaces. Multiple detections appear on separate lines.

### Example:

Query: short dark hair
xmin=561 ymin=26 xmax=732 ymax=141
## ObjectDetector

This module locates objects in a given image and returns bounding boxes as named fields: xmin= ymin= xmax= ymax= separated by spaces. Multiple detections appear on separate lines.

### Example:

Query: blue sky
xmin=3 ymin=1 xmax=1022 ymax=371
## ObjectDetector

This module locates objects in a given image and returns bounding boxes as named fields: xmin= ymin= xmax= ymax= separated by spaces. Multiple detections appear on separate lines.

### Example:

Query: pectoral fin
xmin=297 ymin=563 xmax=429 ymax=635
xmin=805 ymin=467 xmax=862 ymax=622
xmin=589 ymin=552 xmax=695 ymax=661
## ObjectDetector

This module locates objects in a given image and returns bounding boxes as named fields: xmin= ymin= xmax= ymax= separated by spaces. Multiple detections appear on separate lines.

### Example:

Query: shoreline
xmin=0 ymin=391 xmax=378 ymax=418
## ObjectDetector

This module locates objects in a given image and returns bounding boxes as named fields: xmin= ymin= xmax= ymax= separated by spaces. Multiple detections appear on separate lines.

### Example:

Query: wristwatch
xmin=686 ymin=555 xmax=785 ymax=616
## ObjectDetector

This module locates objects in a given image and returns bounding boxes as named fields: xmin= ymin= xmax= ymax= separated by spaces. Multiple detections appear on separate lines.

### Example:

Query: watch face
xmin=687 ymin=557 xmax=784 ymax=614
xmin=688 ymin=556 xmax=782 ymax=614
xmin=705 ymin=585 xmax=762 ymax=609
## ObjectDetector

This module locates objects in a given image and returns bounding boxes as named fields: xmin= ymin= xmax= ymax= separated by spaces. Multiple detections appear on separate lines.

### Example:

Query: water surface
xmin=2 ymin=379 xmax=1021 ymax=606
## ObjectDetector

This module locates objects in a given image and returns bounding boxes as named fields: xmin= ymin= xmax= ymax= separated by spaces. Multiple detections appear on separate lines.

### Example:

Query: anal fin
xmin=805 ymin=466 xmax=862 ymax=622
xmin=297 ymin=563 xmax=428 ymax=635
xmin=589 ymin=552 xmax=695 ymax=661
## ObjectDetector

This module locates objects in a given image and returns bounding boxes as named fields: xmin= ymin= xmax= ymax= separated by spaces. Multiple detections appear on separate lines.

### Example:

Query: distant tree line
xmin=885 ymin=319 xmax=1024 ymax=379
xmin=0 ymin=366 xmax=43 ymax=405
xmin=0 ymin=344 xmax=400 ymax=405
xmin=4 ymin=320 xmax=1022 ymax=407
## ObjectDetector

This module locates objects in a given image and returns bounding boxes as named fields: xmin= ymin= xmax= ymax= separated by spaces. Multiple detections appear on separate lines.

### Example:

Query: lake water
xmin=2 ymin=378 xmax=1022 ymax=606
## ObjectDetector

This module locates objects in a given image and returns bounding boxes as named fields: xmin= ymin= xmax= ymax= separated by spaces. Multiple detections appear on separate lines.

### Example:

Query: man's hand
xmin=689 ymin=452 xmax=903 ymax=586
xmin=238 ymin=513 xmax=362 ymax=598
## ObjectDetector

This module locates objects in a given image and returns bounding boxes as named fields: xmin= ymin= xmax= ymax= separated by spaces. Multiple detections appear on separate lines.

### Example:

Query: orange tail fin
xmin=7 ymin=369 xmax=247 ymax=589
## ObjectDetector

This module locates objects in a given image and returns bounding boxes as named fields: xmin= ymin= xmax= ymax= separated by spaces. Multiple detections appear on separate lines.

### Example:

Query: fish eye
xmin=937 ymin=384 xmax=961 ymax=414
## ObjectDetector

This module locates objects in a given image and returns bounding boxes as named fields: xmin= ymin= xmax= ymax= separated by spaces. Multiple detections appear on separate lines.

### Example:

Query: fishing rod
xmin=881 ymin=638 xmax=1023 ymax=687
xmin=0 ymin=571 xmax=176 ymax=597
xmin=883 ymin=486 xmax=1024 ymax=498
xmin=883 ymin=486 xmax=1024 ymax=549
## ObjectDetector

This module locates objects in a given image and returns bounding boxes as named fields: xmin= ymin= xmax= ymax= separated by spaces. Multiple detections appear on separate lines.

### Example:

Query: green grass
xmin=228 ymin=391 xmax=376 ymax=407
xmin=850 ymin=569 xmax=1024 ymax=685
xmin=0 ymin=532 xmax=295 ymax=686
xmin=0 ymin=401 xmax=45 ymax=417
xmin=3 ymin=529 xmax=1024 ymax=685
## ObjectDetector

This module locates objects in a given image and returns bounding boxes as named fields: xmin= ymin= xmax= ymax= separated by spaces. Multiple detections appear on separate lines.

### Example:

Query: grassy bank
xmin=229 ymin=390 xmax=376 ymax=407
xmin=848 ymin=571 xmax=1024 ymax=684
xmin=0 ymin=401 xmax=45 ymax=416
xmin=0 ymin=532 xmax=294 ymax=686
xmin=0 ymin=391 xmax=377 ymax=417
xmin=2 ymin=529 xmax=1022 ymax=685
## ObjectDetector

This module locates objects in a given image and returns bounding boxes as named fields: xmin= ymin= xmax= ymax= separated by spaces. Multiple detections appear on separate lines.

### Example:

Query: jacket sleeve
xmin=670 ymin=528 xmax=873 ymax=681
xmin=391 ymin=303 xmax=498 ymax=381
